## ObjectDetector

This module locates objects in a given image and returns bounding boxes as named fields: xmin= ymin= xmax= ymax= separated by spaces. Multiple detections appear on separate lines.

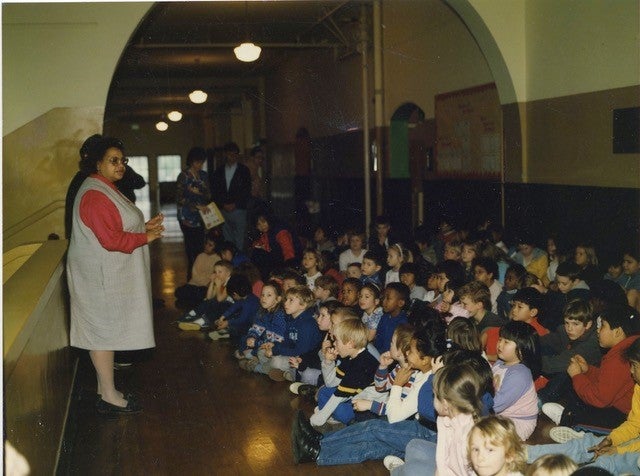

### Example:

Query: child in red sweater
xmin=543 ymin=304 xmax=640 ymax=431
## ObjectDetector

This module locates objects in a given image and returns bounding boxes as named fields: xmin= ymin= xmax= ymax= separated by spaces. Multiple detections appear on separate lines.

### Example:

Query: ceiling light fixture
xmin=234 ymin=1 xmax=261 ymax=63
xmin=189 ymin=90 xmax=208 ymax=104
xmin=155 ymin=121 xmax=169 ymax=132
xmin=234 ymin=42 xmax=261 ymax=62
xmin=167 ymin=110 xmax=183 ymax=122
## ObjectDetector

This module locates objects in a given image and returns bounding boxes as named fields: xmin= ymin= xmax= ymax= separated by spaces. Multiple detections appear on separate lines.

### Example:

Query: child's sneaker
xmin=283 ymin=369 xmax=296 ymax=382
xmin=542 ymin=402 xmax=565 ymax=425
xmin=383 ymin=455 xmax=405 ymax=471
xmin=549 ymin=426 xmax=585 ymax=443
xmin=268 ymin=369 xmax=286 ymax=382
xmin=177 ymin=310 xmax=198 ymax=323
xmin=178 ymin=317 xmax=210 ymax=331
xmin=208 ymin=330 xmax=230 ymax=340
xmin=238 ymin=356 xmax=259 ymax=372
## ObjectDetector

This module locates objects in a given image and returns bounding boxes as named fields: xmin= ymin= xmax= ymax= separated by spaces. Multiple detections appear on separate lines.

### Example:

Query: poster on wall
xmin=435 ymin=83 xmax=502 ymax=179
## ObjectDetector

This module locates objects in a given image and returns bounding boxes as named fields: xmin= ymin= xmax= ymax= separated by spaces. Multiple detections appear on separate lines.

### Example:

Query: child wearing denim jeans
xmin=311 ymin=318 xmax=379 ymax=426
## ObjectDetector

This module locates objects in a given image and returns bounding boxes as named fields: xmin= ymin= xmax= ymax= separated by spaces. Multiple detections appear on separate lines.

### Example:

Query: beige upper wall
xmin=525 ymin=0 xmax=639 ymax=101
xmin=2 ymin=2 xmax=152 ymax=135
xmin=382 ymin=0 xmax=495 ymax=122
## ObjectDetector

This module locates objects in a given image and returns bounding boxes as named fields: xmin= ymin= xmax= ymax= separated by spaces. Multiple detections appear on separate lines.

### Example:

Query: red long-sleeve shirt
xmin=572 ymin=335 xmax=639 ymax=414
xmin=79 ymin=175 xmax=147 ymax=254
xmin=253 ymin=229 xmax=295 ymax=261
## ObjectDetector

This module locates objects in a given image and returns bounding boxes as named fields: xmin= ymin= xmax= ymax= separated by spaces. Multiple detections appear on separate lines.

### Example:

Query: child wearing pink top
xmin=387 ymin=363 xmax=484 ymax=476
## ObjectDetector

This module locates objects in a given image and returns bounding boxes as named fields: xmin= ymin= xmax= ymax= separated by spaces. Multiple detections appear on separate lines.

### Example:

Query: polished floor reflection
xmin=58 ymin=207 xmax=388 ymax=475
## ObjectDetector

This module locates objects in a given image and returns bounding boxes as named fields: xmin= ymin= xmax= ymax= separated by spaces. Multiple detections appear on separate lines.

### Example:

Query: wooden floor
xmin=58 ymin=208 xmax=555 ymax=475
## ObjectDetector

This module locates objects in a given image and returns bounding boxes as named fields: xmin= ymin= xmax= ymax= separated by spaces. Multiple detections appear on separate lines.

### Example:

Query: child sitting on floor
xmin=497 ymin=263 xmax=527 ymax=320
xmin=374 ymin=282 xmax=410 ymax=354
xmin=458 ymin=280 xmax=507 ymax=334
xmin=473 ymin=256 xmax=503 ymax=313
xmin=492 ymin=321 xmax=541 ymax=440
xmin=261 ymin=285 xmax=322 ymax=380
xmin=178 ymin=259 xmax=234 ymax=331
xmin=345 ymin=262 xmax=362 ymax=279
xmin=236 ymin=280 xmax=287 ymax=369
xmin=359 ymin=282 xmax=383 ymax=342
xmin=310 ymin=318 xmax=379 ymax=426
xmin=208 ymin=274 xmax=259 ymax=340
xmin=352 ymin=323 xmax=415 ymax=419
xmin=538 ymin=299 xmax=600 ymax=404
xmin=174 ymin=233 xmax=220 ymax=305
xmin=339 ymin=277 xmax=361 ymax=310
xmin=301 ymin=249 xmax=323 ymax=290
xmin=313 ymin=275 xmax=339 ymax=304
xmin=467 ymin=415 xmax=527 ymax=476
xmin=360 ymin=251 xmax=384 ymax=287
xmin=288 ymin=300 xmax=342 ymax=388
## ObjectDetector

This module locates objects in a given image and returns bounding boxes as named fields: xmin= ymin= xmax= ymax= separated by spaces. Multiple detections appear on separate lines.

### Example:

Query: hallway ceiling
xmin=107 ymin=1 xmax=367 ymax=122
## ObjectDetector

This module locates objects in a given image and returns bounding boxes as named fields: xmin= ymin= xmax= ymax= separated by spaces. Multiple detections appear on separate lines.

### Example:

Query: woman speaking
xmin=67 ymin=136 xmax=163 ymax=416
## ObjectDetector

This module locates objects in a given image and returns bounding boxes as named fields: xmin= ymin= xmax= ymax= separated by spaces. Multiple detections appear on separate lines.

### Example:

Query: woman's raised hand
xmin=145 ymin=213 xmax=164 ymax=230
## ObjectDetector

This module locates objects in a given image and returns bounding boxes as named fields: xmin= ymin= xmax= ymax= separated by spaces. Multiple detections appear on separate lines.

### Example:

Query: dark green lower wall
xmin=286 ymin=176 xmax=639 ymax=262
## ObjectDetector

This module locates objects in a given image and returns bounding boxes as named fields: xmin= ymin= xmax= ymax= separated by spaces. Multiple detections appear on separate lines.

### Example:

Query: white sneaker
xmin=289 ymin=382 xmax=305 ymax=394
xmin=383 ymin=455 xmax=405 ymax=471
xmin=283 ymin=369 xmax=296 ymax=382
xmin=542 ymin=402 xmax=565 ymax=425
xmin=549 ymin=426 xmax=585 ymax=443
xmin=208 ymin=330 xmax=230 ymax=340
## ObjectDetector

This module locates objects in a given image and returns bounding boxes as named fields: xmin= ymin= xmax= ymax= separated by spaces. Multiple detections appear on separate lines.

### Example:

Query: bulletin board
xmin=435 ymin=83 xmax=502 ymax=178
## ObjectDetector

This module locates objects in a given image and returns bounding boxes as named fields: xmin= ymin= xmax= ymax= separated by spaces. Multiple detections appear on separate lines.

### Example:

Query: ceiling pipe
xmin=132 ymin=42 xmax=342 ymax=49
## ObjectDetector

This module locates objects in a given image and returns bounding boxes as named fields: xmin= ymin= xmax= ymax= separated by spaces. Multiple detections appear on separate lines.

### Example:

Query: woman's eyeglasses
xmin=107 ymin=157 xmax=129 ymax=166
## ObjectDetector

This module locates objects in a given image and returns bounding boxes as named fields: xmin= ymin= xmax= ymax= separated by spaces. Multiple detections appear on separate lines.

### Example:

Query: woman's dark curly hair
xmin=78 ymin=136 xmax=124 ymax=175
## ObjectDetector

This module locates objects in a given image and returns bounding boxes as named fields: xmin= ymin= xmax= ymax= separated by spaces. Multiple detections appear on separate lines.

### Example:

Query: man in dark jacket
xmin=211 ymin=142 xmax=251 ymax=251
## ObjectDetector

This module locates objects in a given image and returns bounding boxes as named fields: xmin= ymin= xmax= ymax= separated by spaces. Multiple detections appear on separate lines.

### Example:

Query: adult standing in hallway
xmin=176 ymin=147 xmax=211 ymax=280
xmin=67 ymin=136 xmax=164 ymax=415
xmin=245 ymin=145 xmax=269 ymax=227
xmin=211 ymin=142 xmax=251 ymax=251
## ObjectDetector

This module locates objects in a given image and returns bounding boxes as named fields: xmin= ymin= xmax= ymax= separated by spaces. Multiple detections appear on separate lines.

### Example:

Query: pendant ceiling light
xmin=189 ymin=90 xmax=208 ymax=104
xmin=234 ymin=1 xmax=261 ymax=63
xmin=234 ymin=42 xmax=261 ymax=62
xmin=155 ymin=121 xmax=169 ymax=132
xmin=167 ymin=110 xmax=183 ymax=122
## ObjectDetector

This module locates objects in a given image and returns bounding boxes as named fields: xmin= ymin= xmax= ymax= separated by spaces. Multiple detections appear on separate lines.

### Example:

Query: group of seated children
xmin=172 ymin=215 xmax=640 ymax=474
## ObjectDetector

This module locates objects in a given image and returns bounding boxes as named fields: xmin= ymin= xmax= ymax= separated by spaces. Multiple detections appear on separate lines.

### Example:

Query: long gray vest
xmin=67 ymin=177 xmax=155 ymax=350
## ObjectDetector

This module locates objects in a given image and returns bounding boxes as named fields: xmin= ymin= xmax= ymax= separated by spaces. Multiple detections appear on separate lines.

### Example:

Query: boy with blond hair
xmin=311 ymin=318 xmax=379 ymax=426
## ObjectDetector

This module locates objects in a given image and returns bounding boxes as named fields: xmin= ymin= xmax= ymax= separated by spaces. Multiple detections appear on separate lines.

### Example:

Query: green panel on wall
xmin=390 ymin=119 xmax=409 ymax=178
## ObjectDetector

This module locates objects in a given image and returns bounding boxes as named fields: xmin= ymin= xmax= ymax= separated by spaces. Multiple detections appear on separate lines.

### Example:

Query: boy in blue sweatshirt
xmin=208 ymin=274 xmax=259 ymax=340
xmin=256 ymin=285 xmax=321 ymax=376
xmin=374 ymin=282 xmax=410 ymax=354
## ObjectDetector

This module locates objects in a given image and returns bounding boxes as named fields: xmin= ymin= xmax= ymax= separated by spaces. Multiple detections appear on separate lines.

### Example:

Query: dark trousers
xmin=174 ymin=284 xmax=208 ymax=304
xmin=561 ymin=386 xmax=628 ymax=430
xmin=180 ymin=223 xmax=205 ymax=281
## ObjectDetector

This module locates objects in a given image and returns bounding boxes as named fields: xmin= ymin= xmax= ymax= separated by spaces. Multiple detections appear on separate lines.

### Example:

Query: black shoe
xmin=298 ymin=384 xmax=318 ymax=401
xmin=291 ymin=416 xmax=319 ymax=464
xmin=296 ymin=410 xmax=323 ymax=443
xmin=96 ymin=398 xmax=142 ymax=416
